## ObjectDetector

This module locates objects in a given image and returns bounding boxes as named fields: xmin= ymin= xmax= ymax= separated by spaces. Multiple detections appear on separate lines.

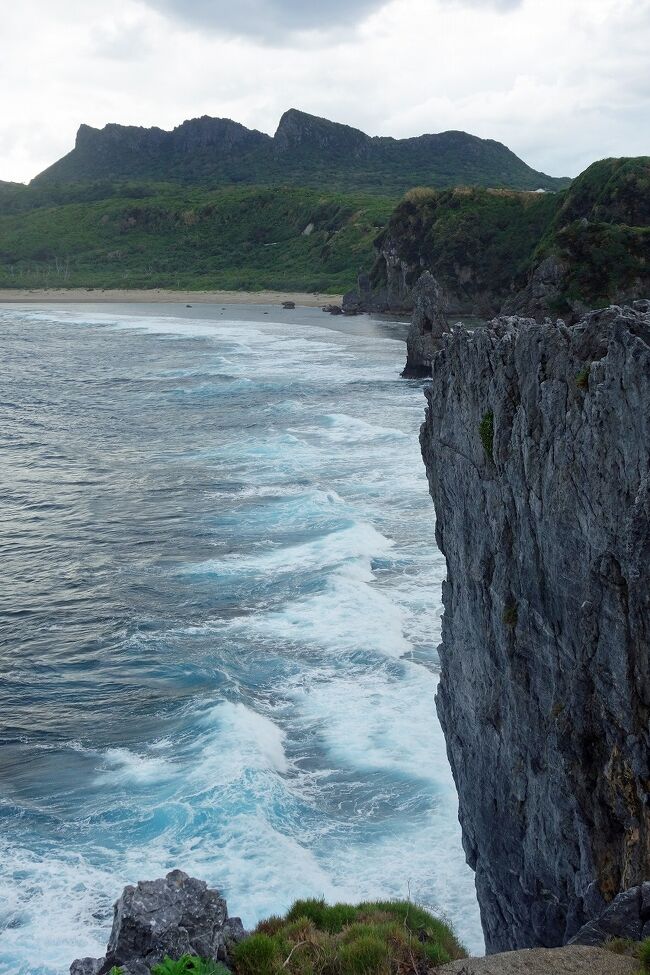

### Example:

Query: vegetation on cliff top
xmin=534 ymin=157 xmax=650 ymax=311
xmin=371 ymin=186 xmax=557 ymax=306
xmin=367 ymin=156 xmax=649 ymax=314
xmin=233 ymin=898 xmax=465 ymax=975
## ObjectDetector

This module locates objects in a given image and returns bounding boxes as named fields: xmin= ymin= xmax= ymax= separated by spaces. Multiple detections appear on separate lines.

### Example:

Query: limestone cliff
xmin=420 ymin=303 xmax=650 ymax=952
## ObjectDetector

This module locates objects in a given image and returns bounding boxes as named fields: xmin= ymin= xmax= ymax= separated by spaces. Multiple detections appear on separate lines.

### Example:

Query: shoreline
xmin=0 ymin=288 xmax=342 ymax=306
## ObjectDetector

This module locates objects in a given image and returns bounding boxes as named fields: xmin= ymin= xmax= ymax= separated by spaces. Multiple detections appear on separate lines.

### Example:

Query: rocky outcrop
xmin=342 ymin=248 xmax=418 ymax=315
xmin=500 ymin=255 xmax=567 ymax=320
xmin=420 ymin=303 xmax=650 ymax=952
xmin=70 ymin=871 xmax=245 ymax=975
xmin=402 ymin=273 xmax=451 ymax=377
xmin=570 ymin=881 xmax=650 ymax=946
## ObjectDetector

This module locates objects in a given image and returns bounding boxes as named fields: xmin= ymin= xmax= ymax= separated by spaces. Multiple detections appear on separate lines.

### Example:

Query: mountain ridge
xmin=32 ymin=108 xmax=570 ymax=195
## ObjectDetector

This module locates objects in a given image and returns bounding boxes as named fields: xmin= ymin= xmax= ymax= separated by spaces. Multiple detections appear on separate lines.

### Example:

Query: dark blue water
xmin=0 ymin=303 xmax=481 ymax=974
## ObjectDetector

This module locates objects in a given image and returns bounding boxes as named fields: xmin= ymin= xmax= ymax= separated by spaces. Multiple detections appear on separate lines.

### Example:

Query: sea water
xmin=0 ymin=303 xmax=482 ymax=974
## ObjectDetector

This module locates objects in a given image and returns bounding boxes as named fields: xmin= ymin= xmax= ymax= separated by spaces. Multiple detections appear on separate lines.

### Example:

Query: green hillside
xmin=0 ymin=184 xmax=393 ymax=292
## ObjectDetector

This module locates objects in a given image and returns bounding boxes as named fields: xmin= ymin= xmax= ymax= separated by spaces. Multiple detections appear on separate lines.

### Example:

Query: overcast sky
xmin=1 ymin=0 xmax=648 ymax=183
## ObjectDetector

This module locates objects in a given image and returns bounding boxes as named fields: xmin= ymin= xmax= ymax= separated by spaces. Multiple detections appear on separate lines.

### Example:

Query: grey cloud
xmin=143 ymin=0 xmax=388 ymax=39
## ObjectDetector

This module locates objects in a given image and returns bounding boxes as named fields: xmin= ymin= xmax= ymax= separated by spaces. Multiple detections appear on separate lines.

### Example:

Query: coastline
xmin=0 ymin=288 xmax=342 ymax=306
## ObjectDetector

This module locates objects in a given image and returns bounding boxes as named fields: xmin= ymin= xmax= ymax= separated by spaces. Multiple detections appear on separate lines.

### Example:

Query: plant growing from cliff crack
xmin=479 ymin=411 xmax=494 ymax=460
xmin=576 ymin=365 xmax=590 ymax=391
xmin=502 ymin=603 xmax=518 ymax=627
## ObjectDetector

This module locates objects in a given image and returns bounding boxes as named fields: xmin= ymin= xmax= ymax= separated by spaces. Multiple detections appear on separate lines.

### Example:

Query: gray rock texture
xmin=501 ymin=255 xmax=567 ymax=320
xmin=420 ymin=303 xmax=650 ymax=952
xmin=402 ymin=273 xmax=451 ymax=377
xmin=70 ymin=961 xmax=103 ymax=975
xmin=342 ymin=250 xmax=415 ymax=315
xmin=70 ymin=871 xmax=245 ymax=974
xmin=438 ymin=944 xmax=637 ymax=975
xmin=570 ymin=881 xmax=650 ymax=945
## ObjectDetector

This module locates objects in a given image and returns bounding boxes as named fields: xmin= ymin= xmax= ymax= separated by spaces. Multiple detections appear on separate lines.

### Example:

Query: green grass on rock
xmin=232 ymin=898 xmax=465 ymax=975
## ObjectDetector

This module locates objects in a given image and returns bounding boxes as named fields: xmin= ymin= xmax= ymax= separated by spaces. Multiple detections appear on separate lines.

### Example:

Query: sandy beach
xmin=0 ymin=288 xmax=342 ymax=306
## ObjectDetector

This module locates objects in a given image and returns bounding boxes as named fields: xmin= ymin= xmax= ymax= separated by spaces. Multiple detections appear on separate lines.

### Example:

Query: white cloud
xmin=0 ymin=0 xmax=648 ymax=183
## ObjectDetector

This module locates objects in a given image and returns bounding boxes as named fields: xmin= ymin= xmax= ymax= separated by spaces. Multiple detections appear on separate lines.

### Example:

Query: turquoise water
xmin=0 ymin=303 xmax=482 ymax=973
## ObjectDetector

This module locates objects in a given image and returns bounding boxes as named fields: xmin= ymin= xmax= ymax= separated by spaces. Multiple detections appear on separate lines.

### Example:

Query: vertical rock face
xmin=402 ymin=273 xmax=451 ymax=377
xmin=420 ymin=304 xmax=650 ymax=952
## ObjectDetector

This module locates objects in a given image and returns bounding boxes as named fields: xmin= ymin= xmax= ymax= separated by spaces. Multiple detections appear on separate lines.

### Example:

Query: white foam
xmin=0 ymin=841 xmax=118 ymax=975
xmin=292 ymin=663 xmax=451 ymax=782
xmin=318 ymin=413 xmax=410 ymax=442
xmin=245 ymin=562 xmax=410 ymax=659
xmin=192 ymin=521 xmax=393 ymax=578
xmin=192 ymin=701 xmax=290 ymax=780
xmin=97 ymin=748 xmax=177 ymax=785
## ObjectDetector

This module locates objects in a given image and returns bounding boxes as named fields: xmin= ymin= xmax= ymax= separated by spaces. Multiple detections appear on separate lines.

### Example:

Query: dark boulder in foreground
xmin=570 ymin=881 xmax=650 ymax=946
xmin=420 ymin=302 xmax=650 ymax=952
xmin=70 ymin=870 xmax=245 ymax=975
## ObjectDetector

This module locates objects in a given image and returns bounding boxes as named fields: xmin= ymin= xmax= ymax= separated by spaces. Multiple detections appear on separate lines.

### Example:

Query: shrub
xmin=479 ymin=411 xmax=494 ymax=460
xmin=503 ymin=604 xmax=518 ymax=627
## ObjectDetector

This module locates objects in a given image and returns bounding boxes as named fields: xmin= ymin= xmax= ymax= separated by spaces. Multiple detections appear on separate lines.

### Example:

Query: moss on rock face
xmin=231 ymin=898 xmax=466 ymax=975
xmin=479 ymin=412 xmax=494 ymax=460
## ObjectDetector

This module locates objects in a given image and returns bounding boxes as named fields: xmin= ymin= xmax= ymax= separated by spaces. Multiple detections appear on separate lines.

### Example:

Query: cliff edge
xmin=420 ymin=303 xmax=650 ymax=951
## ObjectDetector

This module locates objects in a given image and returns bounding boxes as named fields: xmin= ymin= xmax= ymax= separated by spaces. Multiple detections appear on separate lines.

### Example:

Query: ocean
xmin=0 ymin=303 xmax=482 ymax=974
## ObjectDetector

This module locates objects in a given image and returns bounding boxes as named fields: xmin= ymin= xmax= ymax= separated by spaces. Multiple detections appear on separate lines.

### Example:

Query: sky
xmin=1 ymin=0 xmax=648 ymax=183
